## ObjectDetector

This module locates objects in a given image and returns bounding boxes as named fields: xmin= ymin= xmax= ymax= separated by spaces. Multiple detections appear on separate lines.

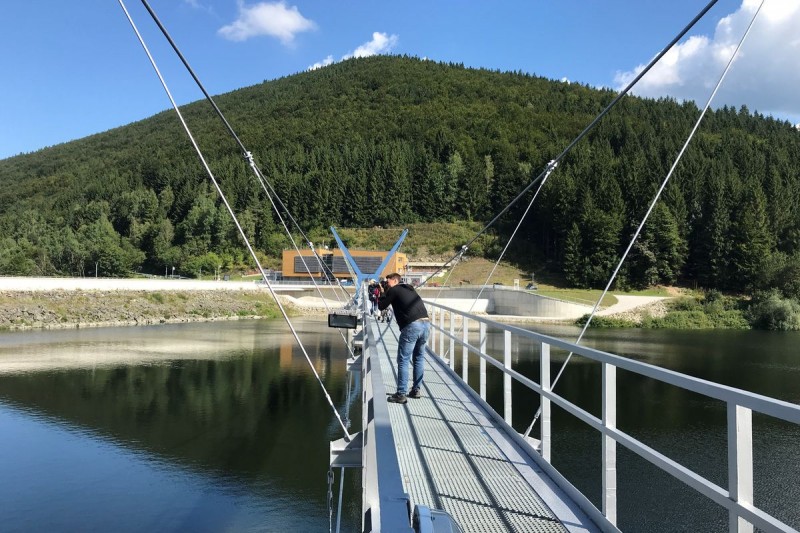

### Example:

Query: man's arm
xmin=377 ymin=288 xmax=392 ymax=311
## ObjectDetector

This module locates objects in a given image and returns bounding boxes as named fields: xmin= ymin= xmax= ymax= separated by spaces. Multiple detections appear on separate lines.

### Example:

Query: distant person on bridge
xmin=368 ymin=279 xmax=381 ymax=316
xmin=378 ymin=273 xmax=430 ymax=404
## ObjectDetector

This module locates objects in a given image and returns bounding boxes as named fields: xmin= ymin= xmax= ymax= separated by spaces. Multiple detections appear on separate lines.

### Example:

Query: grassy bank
xmin=578 ymin=292 xmax=748 ymax=329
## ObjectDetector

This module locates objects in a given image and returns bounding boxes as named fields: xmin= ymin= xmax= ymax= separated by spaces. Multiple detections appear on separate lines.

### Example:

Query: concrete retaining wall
xmin=418 ymin=287 xmax=592 ymax=319
xmin=490 ymin=288 xmax=591 ymax=318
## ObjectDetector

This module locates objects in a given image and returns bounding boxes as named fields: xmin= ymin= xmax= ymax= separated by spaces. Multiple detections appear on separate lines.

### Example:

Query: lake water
xmin=0 ymin=320 xmax=798 ymax=532
xmin=477 ymin=324 xmax=800 ymax=532
xmin=0 ymin=320 xmax=362 ymax=532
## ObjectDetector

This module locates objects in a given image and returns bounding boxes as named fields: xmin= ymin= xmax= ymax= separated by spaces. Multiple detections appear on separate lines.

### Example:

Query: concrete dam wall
xmin=417 ymin=287 xmax=592 ymax=319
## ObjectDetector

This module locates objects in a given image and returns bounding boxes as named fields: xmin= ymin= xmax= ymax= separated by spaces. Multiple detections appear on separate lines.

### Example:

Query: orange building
xmin=281 ymin=249 xmax=408 ymax=281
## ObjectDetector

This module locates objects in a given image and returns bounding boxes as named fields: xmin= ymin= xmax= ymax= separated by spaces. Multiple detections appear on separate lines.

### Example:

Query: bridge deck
xmin=368 ymin=317 xmax=599 ymax=533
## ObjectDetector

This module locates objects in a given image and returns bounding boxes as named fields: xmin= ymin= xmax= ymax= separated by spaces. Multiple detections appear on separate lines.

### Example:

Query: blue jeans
xmin=396 ymin=320 xmax=430 ymax=395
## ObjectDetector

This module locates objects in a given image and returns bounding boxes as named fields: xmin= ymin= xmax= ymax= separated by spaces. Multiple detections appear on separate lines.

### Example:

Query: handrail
xmin=426 ymin=301 xmax=800 ymax=424
xmin=423 ymin=299 xmax=800 ymax=533
xmin=360 ymin=310 xmax=414 ymax=532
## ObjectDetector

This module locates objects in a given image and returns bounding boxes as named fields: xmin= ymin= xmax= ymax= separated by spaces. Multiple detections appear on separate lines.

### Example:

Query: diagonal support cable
xmin=418 ymin=0 xmax=720 ymax=290
xmin=136 ymin=0 xmax=356 ymax=358
xmin=138 ymin=0 xmax=351 ymax=306
xmin=437 ymin=161 xmax=558 ymax=361
xmin=524 ymin=0 xmax=765 ymax=438
xmin=469 ymin=160 xmax=557 ymax=306
xmin=119 ymin=0 xmax=352 ymax=441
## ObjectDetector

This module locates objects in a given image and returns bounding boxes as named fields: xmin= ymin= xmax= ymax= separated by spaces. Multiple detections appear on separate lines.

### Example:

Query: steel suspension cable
xmin=258 ymin=183 xmax=353 ymax=314
xmin=467 ymin=160 xmax=557 ymax=307
xmin=437 ymin=161 xmax=558 ymax=361
xmin=118 ymin=0 xmax=352 ymax=441
xmin=256 ymin=175 xmax=352 ymax=303
xmin=523 ymin=0 xmax=765 ymax=437
xmin=137 ymin=0 xmax=354 ymax=354
xmin=241 ymin=180 xmax=356 ymax=359
xmin=138 ymin=0 xmax=351 ymax=306
xmin=248 ymin=172 xmax=348 ymax=304
xmin=417 ymin=0 xmax=720 ymax=290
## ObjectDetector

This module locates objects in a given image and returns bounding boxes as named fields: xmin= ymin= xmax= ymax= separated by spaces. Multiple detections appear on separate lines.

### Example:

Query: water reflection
xmin=2 ymin=319 xmax=798 ymax=532
xmin=0 ymin=320 xmax=361 ymax=532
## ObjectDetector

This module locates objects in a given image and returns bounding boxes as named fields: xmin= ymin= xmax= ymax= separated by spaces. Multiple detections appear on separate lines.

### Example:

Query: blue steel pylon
xmin=329 ymin=226 xmax=408 ymax=307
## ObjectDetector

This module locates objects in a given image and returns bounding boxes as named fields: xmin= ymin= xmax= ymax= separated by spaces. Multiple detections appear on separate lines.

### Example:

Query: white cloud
xmin=344 ymin=32 xmax=399 ymax=59
xmin=308 ymin=55 xmax=334 ymax=71
xmin=218 ymin=1 xmax=315 ymax=45
xmin=614 ymin=0 xmax=800 ymax=122
xmin=308 ymin=31 xmax=399 ymax=71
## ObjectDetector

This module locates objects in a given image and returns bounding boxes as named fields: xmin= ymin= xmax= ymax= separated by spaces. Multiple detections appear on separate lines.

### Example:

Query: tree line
xmin=0 ymin=55 xmax=798 ymax=299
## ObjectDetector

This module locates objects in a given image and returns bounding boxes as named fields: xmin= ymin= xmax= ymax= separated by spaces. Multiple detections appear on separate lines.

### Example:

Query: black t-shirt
xmin=378 ymin=283 xmax=428 ymax=329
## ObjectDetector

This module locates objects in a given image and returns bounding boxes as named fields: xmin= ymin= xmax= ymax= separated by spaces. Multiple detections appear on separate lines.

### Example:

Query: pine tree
xmin=731 ymin=184 xmax=773 ymax=292
xmin=562 ymin=222 xmax=583 ymax=286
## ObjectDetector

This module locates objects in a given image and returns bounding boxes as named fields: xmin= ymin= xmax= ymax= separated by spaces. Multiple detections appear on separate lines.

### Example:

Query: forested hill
xmin=1 ymin=55 xmax=799 ymax=295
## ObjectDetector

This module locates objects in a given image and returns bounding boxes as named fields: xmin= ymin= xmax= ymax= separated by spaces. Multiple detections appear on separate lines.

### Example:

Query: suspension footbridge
xmin=112 ymin=1 xmax=800 ymax=530
xmin=330 ymin=303 xmax=800 ymax=532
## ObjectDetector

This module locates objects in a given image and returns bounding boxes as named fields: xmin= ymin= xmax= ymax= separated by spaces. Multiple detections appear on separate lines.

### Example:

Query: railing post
xmin=426 ymin=307 xmax=432 ymax=349
xmin=479 ymin=322 xmax=487 ymax=400
xmin=504 ymin=330 xmax=512 ymax=425
xmin=428 ymin=307 xmax=435 ymax=350
xmin=602 ymin=362 xmax=617 ymax=525
xmin=540 ymin=342 xmax=551 ymax=462
xmin=728 ymin=404 xmax=753 ymax=533
xmin=434 ymin=307 xmax=439 ymax=351
xmin=462 ymin=317 xmax=469 ymax=382
xmin=449 ymin=311 xmax=455 ymax=370
xmin=438 ymin=307 xmax=445 ymax=358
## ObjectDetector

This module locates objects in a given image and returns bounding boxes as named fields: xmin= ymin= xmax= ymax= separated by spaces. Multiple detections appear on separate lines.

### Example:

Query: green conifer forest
xmin=1 ymin=56 xmax=799 ymax=298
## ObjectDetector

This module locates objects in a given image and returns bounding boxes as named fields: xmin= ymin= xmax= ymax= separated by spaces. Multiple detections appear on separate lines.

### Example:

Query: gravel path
xmin=596 ymin=295 xmax=670 ymax=316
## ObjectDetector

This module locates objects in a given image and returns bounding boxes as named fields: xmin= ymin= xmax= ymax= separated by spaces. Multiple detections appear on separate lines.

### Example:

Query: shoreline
xmin=0 ymin=278 xmax=670 ymax=331
xmin=1 ymin=313 xmax=275 ymax=332
xmin=0 ymin=289 xmax=283 ymax=331
xmin=0 ymin=294 xmax=663 ymax=332
xmin=0 ymin=289 xmax=582 ymax=331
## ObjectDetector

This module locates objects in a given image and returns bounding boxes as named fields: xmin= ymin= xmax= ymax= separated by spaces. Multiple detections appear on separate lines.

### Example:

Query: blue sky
xmin=1 ymin=0 xmax=798 ymax=160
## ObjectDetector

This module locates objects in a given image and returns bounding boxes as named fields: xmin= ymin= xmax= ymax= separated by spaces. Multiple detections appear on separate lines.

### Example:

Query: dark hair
xmin=386 ymin=273 xmax=402 ymax=282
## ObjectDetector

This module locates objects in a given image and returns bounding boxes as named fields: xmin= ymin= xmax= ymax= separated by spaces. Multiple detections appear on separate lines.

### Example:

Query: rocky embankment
xmin=599 ymin=299 xmax=670 ymax=324
xmin=0 ymin=290 xmax=281 ymax=330
xmin=595 ymin=295 xmax=670 ymax=324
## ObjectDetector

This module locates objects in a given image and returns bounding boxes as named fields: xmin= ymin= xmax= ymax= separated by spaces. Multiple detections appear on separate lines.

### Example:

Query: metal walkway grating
xmin=370 ymin=319 xmax=595 ymax=533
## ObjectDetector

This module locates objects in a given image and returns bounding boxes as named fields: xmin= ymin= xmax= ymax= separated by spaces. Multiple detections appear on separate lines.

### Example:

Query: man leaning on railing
xmin=378 ymin=273 xmax=430 ymax=404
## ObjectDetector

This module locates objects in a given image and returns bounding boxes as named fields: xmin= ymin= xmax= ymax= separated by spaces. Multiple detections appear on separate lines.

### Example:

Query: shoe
xmin=387 ymin=393 xmax=407 ymax=404
xmin=408 ymin=388 xmax=421 ymax=399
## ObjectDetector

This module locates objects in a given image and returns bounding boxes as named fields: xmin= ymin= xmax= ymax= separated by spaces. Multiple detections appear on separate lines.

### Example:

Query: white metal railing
xmin=425 ymin=300 xmax=800 ymax=533
xmin=359 ymin=317 xmax=415 ymax=532
xmin=330 ymin=288 xmax=417 ymax=532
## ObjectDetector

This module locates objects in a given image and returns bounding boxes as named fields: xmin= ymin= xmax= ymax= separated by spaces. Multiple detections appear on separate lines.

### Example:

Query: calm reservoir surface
xmin=0 ymin=319 xmax=798 ymax=532
xmin=495 ymin=324 xmax=800 ymax=532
